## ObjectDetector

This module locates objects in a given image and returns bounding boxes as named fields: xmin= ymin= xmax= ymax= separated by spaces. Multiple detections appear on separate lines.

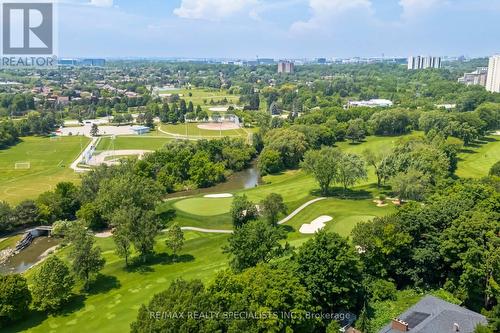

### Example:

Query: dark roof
xmin=378 ymin=295 xmax=487 ymax=333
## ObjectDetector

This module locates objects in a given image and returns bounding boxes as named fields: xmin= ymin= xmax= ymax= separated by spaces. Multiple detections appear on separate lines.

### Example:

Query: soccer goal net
xmin=15 ymin=162 xmax=31 ymax=170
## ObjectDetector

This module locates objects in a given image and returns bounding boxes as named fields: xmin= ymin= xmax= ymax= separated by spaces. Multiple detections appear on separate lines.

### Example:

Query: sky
xmin=56 ymin=0 xmax=500 ymax=59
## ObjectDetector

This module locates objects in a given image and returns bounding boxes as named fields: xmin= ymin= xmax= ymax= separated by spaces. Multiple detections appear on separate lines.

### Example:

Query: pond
xmin=0 ymin=237 xmax=60 ymax=275
xmin=166 ymin=163 xmax=261 ymax=199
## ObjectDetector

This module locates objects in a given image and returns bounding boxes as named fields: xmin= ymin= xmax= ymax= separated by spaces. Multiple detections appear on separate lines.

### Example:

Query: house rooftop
xmin=378 ymin=295 xmax=487 ymax=333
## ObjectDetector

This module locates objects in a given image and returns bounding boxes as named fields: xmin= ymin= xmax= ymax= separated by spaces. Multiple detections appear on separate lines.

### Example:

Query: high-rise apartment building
xmin=486 ymin=55 xmax=500 ymax=93
xmin=278 ymin=60 xmax=294 ymax=74
xmin=407 ymin=56 xmax=441 ymax=70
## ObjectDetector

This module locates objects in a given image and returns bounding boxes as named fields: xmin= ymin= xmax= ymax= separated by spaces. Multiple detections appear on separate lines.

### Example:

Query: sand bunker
xmin=209 ymin=107 xmax=229 ymax=112
xmin=373 ymin=200 xmax=388 ymax=207
xmin=299 ymin=216 xmax=332 ymax=234
xmin=197 ymin=122 xmax=240 ymax=131
xmin=204 ymin=193 xmax=233 ymax=198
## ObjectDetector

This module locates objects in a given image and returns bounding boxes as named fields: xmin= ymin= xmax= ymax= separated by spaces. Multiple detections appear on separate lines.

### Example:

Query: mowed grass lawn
xmin=0 ymin=136 xmax=89 ymax=204
xmin=456 ymin=135 xmax=500 ymax=178
xmin=159 ymin=123 xmax=253 ymax=139
xmin=5 ymin=231 xmax=230 ymax=333
xmin=95 ymin=136 xmax=173 ymax=152
xmin=173 ymin=197 xmax=233 ymax=216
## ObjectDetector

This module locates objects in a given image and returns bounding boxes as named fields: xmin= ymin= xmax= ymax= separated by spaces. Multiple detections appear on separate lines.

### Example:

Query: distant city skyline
xmin=57 ymin=0 xmax=500 ymax=58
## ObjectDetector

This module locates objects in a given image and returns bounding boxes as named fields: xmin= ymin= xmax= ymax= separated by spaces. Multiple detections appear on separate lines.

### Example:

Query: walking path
xmin=179 ymin=227 xmax=234 ymax=234
xmin=177 ymin=197 xmax=327 ymax=234
xmin=70 ymin=137 xmax=99 ymax=173
xmin=278 ymin=197 xmax=326 ymax=225
xmin=87 ymin=149 xmax=152 ymax=166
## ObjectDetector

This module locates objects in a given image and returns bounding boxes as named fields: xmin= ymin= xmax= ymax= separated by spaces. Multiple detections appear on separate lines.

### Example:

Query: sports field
xmin=0 ymin=136 xmax=90 ymax=204
xmin=95 ymin=136 xmax=172 ymax=151
xmin=159 ymin=123 xmax=253 ymax=139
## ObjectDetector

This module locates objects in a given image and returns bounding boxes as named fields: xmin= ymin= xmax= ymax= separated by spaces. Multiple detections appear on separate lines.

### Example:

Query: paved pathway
xmin=87 ymin=149 xmax=152 ymax=166
xmin=70 ymin=137 xmax=99 ymax=173
xmin=178 ymin=197 xmax=327 ymax=234
xmin=180 ymin=227 xmax=234 ymax=234
xmin=278 ymin=197 xmax=326 ymax=225
xmin=93 ymin=197 xmax=328 ymax=237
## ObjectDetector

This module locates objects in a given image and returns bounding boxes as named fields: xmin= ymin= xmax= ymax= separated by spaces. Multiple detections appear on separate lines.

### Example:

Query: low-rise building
xmin=347 ymin=99 xmax=393 ymax=108
xmin=458 ymin=67 xmax=488 ymax=86
xmin=378 ymin=295 xmax=487 ymax=333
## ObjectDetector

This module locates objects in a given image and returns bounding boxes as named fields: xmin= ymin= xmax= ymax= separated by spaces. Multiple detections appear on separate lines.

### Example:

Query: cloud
xmin=291 ymin=0 xmax=372 ymax=32
xmin=399 ymin=0 xmax=447 ymax=18
xmin=89 ymin=0 xmax=113 ymax=7
xmin=173 ymin=0 xmax=259 ymax=20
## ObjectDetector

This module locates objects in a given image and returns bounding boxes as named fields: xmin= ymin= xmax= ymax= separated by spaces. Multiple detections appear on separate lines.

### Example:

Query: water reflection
xmin=0 ymin=237 xmax=60 ymax=274
xmin=166 ymin=164 xmax=261 ymax=199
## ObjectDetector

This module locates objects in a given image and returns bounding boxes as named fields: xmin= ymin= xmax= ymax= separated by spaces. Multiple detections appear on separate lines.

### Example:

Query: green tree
xmin=131 ymin=279 xmax=216 ymax=333
xmin=390 ymin=168 xmax=430 ymax=201
xmin=112 ymin=224 xmax=132 ymax=267
xmin=490 ymin=161 xmax=500 ymax=177
xmin=363 ymin=149 xmax=392 ymax=188
xmin=337 ymin=153 xmax=368 ymax=191
xmin=32 ymin=256 xmax=74 ymax=312
xmin=0 ymin=274 xmax=31 ymax=325
xmin=258 ymin=148 xmax=284 ymax=175
xmin=96 ymin=173 xmax=162 ymax=220
xmin=346 ymin=118 xmax=366 ymax=143
xmin=302 ymin=147 xmax=342 ymax=195
xmin=111 ymin=206 xmax=161 ymax=263
xmin=188 ymin=151 xmax=225 ymax=188
xmin=166 ymin=223 xmax=184 ymax=259
xmin=264 ymin=128 xmax=308 ymax=169
xmin=351 ymin=215 xmax=413 ymax=282
xmin=230 ymin=194 xmax=258 ymax=228
xmin=260 ymin=193 xmax=287 ymax=225
xmin=209 ymin=265 xmax=316 ymax=332
xmin=296 ymin=231 xmax=363 ymax=314
xmin=69 ymin=224 xmax=105 ymax=290
xmin=224 ymin=219 xmax=287 ymax=271
xmin=90 ymin=123 xmax=99 ymax=137
xmin=76 ymin=202 xmax=105 ymax=230
xmin=0 ymin=201 xmax=12 ymax=233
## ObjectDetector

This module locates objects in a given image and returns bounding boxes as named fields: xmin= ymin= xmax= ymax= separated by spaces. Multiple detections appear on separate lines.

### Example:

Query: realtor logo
xmin=2 ymin=2 xmax=53 ymax=54
xmin=0 ymin=1 xmax=56 ymax=67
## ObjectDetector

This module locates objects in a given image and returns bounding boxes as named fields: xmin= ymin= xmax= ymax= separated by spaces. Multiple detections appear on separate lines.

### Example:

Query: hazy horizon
xmin=56 ymin=0 xmax=500 ymax=59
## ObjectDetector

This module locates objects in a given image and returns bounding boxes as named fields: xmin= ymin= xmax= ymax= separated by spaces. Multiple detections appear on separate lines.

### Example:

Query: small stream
xmin=166 ymin=164 xmax=262 ymax=199
xmin=0 ymin=237 xmax=60 ymax=275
